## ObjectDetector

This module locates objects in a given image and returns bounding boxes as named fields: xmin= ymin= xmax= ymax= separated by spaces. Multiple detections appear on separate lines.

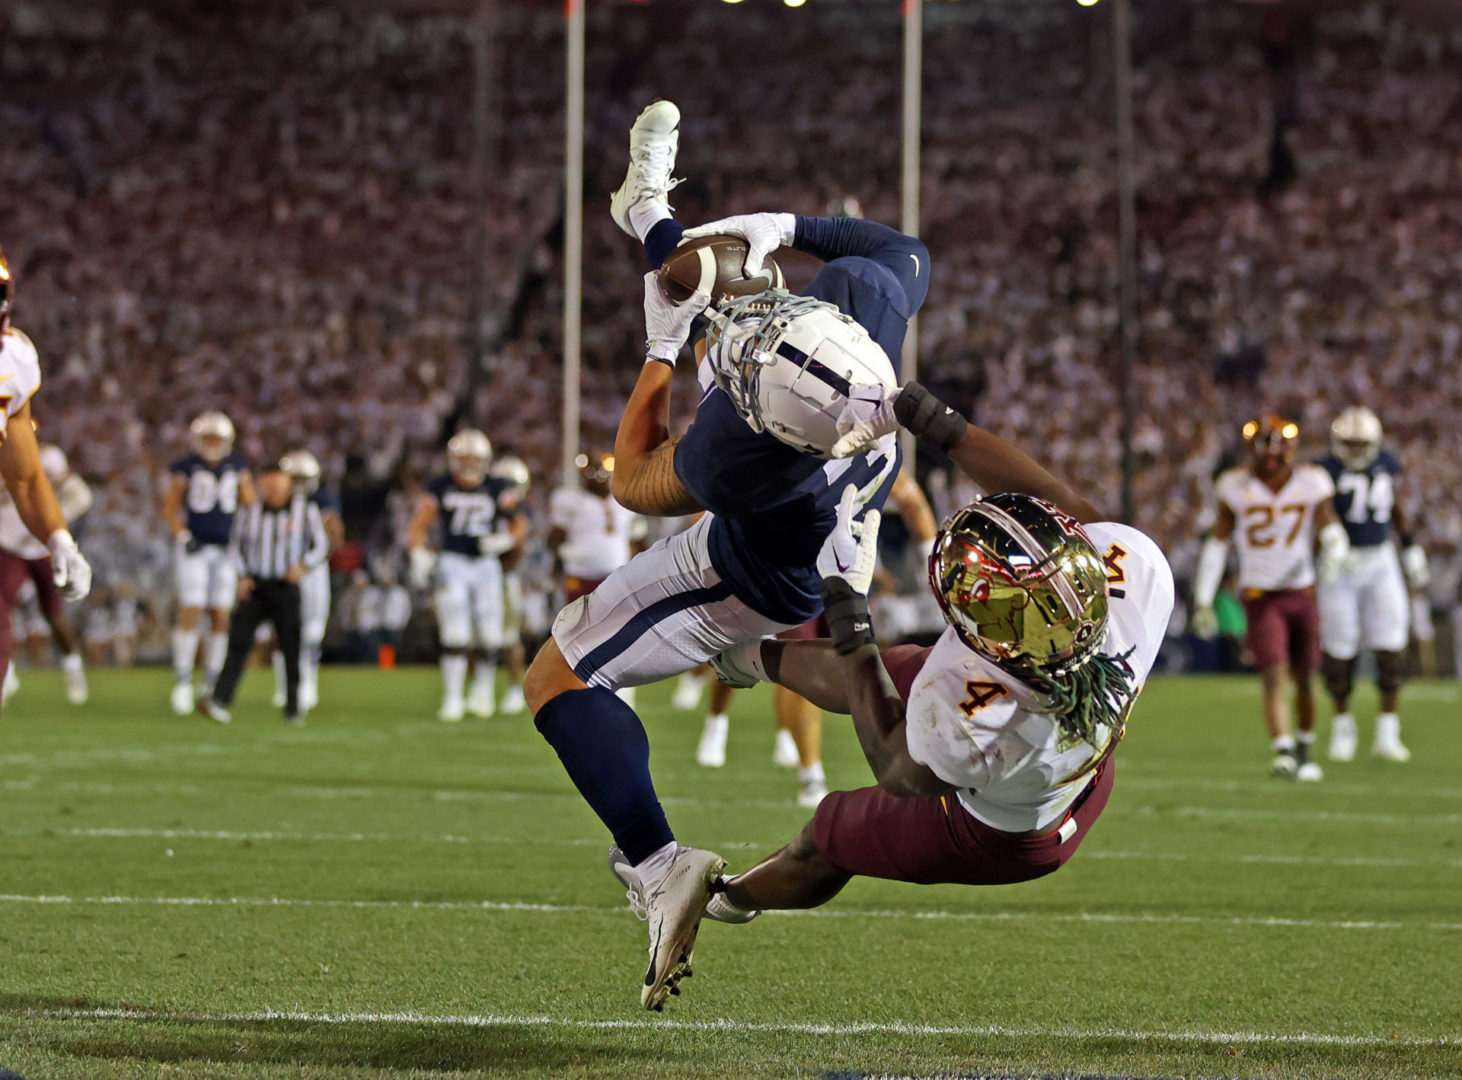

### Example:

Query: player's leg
xmin=671 ymin=662 xmax=708 ymax=712
xmin=204 ymin=548 xmax=237 ymax=693
xmin=610 ymin=101 xmax=684 ymax=256
xmin=777 ymin=687 xmax=827 ymax=807
xmin=273 ymin=584 xmax=305 ymax=723
xmin=28 ymin=561 xmax=86 ymax=705
xmin=466 ymin=561 xmax=503 ymax=719
xmin=0 ymin=557 xmax=19 ymax=719
xmin=498 ymin=571 xmax=527 ymax=714
xmin=695 ymin=681 xmax=734 ymax=768
xmin=201 ymin=592 xmax=265 ymax=723
xmin=1289 ymin=591 xmax=1324 ymax=781
xmin=719 ymin=819 xmax=853 ymax=912
xmin=298 ymin=568 xmax=329 ymax=712
xmin=1317 ymin=574 xmax=1361 ymax=761
xmin=172 ymin=549 xmax=209 ymax=714
xmin=1363 ymin=549 xmax=1412 ymax=761
xmin=434 ymin=557 xmax=472 ymax=722
xmin=1244 ymin=594 xmax=1296 ymax=777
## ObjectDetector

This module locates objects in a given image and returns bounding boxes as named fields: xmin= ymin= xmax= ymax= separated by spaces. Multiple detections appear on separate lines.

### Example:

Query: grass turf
xmin=0 ymin=665 xmax=1457 ymax=1079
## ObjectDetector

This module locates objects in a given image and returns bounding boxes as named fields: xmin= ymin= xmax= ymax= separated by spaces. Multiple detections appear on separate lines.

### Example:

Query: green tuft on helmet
xmin=927 ymin=493 xmax=1110 ymax=678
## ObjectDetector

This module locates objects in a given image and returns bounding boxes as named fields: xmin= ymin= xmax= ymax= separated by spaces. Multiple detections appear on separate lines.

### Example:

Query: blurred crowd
xmin=1 ymin=0 xmax=1459 ymax=659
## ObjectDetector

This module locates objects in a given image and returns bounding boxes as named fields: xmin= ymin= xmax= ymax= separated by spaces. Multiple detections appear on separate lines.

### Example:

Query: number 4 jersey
xmin=902 ymin=522 xmax=1175 ymax=833
xmin=170 ymin=452 xmax=250 ymax=546
xmin=1214 ymin=464 xmax=1335 ymax=592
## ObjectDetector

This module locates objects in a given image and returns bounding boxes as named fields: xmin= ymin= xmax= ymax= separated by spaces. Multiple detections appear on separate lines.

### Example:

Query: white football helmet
xmin=489 ymin=454 xmax=530 ymax=495
xmin=447 ymin=429 xmax=492 ymax=485
xmin=280 ymin=449 xmax=322 ymax=493
xmin=1330 ymin=406 xmax=1382 ymax=470
xmin=703 ymin=290 xmax=896 ymax=457
xmin=190 ymin=411 xmax=235 ymax=464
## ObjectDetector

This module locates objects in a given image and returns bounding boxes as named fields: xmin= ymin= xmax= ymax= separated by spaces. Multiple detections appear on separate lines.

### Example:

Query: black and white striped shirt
xmin=232 ymin=494 xmax=329 ymax=581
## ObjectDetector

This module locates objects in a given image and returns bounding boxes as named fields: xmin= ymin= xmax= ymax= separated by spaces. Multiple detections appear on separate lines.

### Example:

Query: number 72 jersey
xmin=1214 ymin=463 xmax=1335 ymax=592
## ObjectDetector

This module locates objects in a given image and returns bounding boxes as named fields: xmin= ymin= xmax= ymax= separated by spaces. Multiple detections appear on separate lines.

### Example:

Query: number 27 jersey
xmin=1215 ymin=464 xmax=1334 ymax=592
xmin=170 ymin=452 xmax=250 ymax=547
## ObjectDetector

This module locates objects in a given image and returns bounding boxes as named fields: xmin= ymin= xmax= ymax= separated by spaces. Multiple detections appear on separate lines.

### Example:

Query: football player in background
xmin=1316 ymin=407 xmax=1427 ymax=763
xmin=407 ymin=429 xmax=528 ymax=721
xmin=678 ymin=381 xmax=1173 ymax=932
xmin=489 ymin=454 xmax=532 ymax=715
xmin=0 ymin=244 xmax=93 ymax=715
xmin=546 ymin=449 xmax=647 ymax=707
xmin=0 ymin=437 xmax=93 ymax=703
xmin=1192 ymin=416 xmax=1347 ymax=781
xmin=522 ymin=100 xmax=928 ymax=1010
xmin=162 ymin=411 xmax=255 ymax=715
xmin=271 ymin=451 xmax=343 ymax=712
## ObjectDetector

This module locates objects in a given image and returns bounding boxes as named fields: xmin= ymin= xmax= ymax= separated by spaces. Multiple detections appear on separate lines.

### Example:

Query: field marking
xmin=1122 ymin=805 xmax=1462 ymax=826
xmin=1 ymin=892 xmax=1458 ymax=932
xmin=11 ymin=826 xmax=1462 ymax=871
xmin=11 ymin=1005 xmax=1457 ymax=1049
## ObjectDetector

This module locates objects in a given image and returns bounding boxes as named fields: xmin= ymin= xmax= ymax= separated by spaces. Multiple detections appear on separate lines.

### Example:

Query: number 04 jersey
xmin=902 ymin=522 xmax=1174 ymax=834
xmin=1214 ymin=464 xmax=1335 ymax=592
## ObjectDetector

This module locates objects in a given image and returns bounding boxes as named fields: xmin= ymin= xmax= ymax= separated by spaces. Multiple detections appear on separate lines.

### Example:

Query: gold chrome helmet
xmin=928 ymin=493 xmax=1110 ymax=677
xmin=0 ymin=244 xmax=12 ymax=334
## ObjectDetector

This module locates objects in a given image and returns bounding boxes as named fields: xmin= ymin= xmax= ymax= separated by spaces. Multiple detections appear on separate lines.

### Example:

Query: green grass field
xmin=0 ymin=665 xmax=1457 ymax=1080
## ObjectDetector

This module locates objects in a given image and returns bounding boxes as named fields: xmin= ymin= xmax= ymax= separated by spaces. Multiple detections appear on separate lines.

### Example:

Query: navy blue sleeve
xmin=792 ymin=217 xmax=930 ymax=315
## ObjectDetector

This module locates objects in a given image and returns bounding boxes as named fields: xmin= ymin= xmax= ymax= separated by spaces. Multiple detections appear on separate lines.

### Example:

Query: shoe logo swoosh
xmin=909 ymin=253 xmax=921 ymax=277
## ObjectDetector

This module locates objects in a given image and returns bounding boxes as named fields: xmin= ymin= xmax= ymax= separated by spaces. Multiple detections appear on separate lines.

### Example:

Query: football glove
xmin=48 ymin=530 xmax=92 ymax=602
xmin=644 ymin=271 xmax=710 ymax=366
xmin=1190 ymin=605 xmax=1219 ymax=640
xmin=680 ymin=212 xmax=796 ymax=278
xmin=817 ymin=485 xmax=883 ymax=654
xmin=710 ymin=639 xmax=769 ymax=689
xmin=408 ymin=546 xmax=436 ymax=592
xmin=1315 ymin=522 xmax=1352 ymax=587
xmin=830 ymin=383 xmax=899 ymax=459
xmin=478 ymin=532 xmax=516 ymax=558
xmin=1401 ymin=544 xmax=1430 ymax=590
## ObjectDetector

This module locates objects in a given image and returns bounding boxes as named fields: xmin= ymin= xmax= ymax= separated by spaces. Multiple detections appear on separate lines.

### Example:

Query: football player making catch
xmin=522 ymin=100 xmax=929 ymax=1010
xmin=0 ymin=245 xmax=93 ymax=715
xmin=671 ymin=380 xmax=1174 ymax=929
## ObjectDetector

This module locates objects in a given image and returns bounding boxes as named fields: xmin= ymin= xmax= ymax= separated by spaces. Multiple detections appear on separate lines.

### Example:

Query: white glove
xmin=478 ymin=532 xmax=516 ymax=557
xmin=644 ymin=272 xmax=710 ymax=365
xmin=830 ymin=383 xmax=900 ymax=459
xmin=1401 ymin=544 xmax=1430 ymax=590
xmin=710 ymin=639 xmax=769 ymax=689
xmin=1315 ymin=521 xmax=1351 ymax=587
xmin=815 ymin=484 xmax=882 ymax=596
xmin=1190 ymin=605 xmax=1219 ymax=640
xmin=48 ymin=530 xmax=92 ymax=602
xmin=680 ymin=212 xmax=796 ymax=277
xmin=409 ymin=546 xmax=436 ymax=591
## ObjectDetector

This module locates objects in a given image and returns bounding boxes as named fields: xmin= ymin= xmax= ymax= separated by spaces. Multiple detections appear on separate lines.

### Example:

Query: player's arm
xmin=237 ymin=470 xmax=257 ymax=508
xmin=889 ymin=468 xmax=938 ymax=544
xmin=162 ymin=473 xmax=189 ymax=538
xmin=0 ymin=402 xmax=69 ymax=546
xmin=322 ymin=511 xmax=345 ymax=554
xmin=406 ymin=493 xmax=439 ymax=590
xmin=1391 ymin=503 xmax=1430 ymax=590
xmin=612 ymin=276 xmax=706 ymax=517
xmin=1313 ymin=496 xmax=1350 ymax=585
xmin=1191 ymin=501 xmax=1235 ymax=632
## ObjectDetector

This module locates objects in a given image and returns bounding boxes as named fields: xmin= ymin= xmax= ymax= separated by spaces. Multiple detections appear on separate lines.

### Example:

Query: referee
xmin=198 ymin=464 xmax=328 ymax=724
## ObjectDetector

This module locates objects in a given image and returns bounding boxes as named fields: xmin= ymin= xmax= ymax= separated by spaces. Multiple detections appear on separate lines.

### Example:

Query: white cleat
xmin=1328 ymin=716 xmax=1357 ymax=762
xmin=609 ymin=100 xmax=682 ymax=238
xmin=609 ymin=844 xmax=756 ymax=928
xmin=1269 ymin=752 xmax=1298 ymax=780
xmin=466 ymin=686 xmax=496 ymax=719
xmin=3 ymin=663 xmax=20 ymax=705
xmin=195 ymin=696 xmax=231 ymax=725
xmin=772 ymin=728 xmax=800 ymax=769
xmin=696 ymin=716 xmax=728 ymax=768
xmin=301 ymin=685 xmax=319 ymax=712
xmin=612 ymin=844 xmax=725 ymax=1012
xmin=64 ymin=669 xmax=88 ymax=706
xmin=498 ymin=685 xmax=526 ymax=715
xmin=170 ymin=682 xmax=195 ymax=717
xmin=1373 ymin=738 xmax=1411 ymax=763
xmin=796 ymin=778 xmax=828 ymax=808
xmin=271 ymin=689 xmax=287 ymax=709
xmin=671 ymin=672 xmax=705 ymax=711
xmin=1296 ymin=761 xmax=1324 ymax=783
xmin=438 ymin=702 xmax=465 ymax=723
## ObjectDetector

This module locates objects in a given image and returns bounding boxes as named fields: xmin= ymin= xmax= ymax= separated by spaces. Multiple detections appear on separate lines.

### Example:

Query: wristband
xmin=645 ymin=347 xmax=676 ymax=368
xmin=821 ymin=577 xmax=875 ymax=656
xmin=894 ymin=381 xmax=965 ymax=451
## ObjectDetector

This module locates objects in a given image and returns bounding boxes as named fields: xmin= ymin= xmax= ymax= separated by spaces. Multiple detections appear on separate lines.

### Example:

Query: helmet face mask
xmin=703 ymin=290 xmax=896 ymax=457
xmin=190 ymin=411 xmax=236 ymax=464
xmin=447 ymin=429 xmax=492 ymax=485
xmin=1330 ymin=406 xmax=1382 ymax=470
xmin=1243 ymin=414 xmax=1299 ymax=478
xmin=280 ymin=450 xmax=322 ymax=494
xmin=928 ymin=494 xmax=1110 ymax=678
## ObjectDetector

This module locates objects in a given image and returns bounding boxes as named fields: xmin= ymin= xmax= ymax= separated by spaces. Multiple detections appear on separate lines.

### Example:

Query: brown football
xmin=658 ymin=233 xmax=785 ymax=306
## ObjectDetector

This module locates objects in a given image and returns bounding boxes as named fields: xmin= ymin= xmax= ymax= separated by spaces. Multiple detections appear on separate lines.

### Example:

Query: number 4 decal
xmin=958 ymin=680 xmax=1008 ymax=717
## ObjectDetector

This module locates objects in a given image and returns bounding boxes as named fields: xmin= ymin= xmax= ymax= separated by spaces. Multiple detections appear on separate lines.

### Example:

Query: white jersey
xmin=904 ymin=522 xmax=1175 ymax=833
xmin=1215 ymin=464 xmax=1334 ymax=592
xmin=0 ymin=443 xmax=70 ymax=560
xmin=548 ymin=487 xmax=645 ymax=579
xmin=0 ymin=328 xmax=42 ymax=442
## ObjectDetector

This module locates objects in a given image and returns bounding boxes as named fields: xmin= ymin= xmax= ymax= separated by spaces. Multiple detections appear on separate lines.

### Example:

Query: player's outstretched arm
xmin=0 ymin=401 xmax=69 ymax=547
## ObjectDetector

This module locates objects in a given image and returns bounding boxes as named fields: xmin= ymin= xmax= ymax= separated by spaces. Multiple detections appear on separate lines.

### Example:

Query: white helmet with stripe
xmin=1330 ymin=406 xmax=1382 ymax=470
xmin=702 ymin=290 xmax=896 ymax=458
xmin=190 ymin=411 xmax=235 ymax=464
xmin=447 ymin=428 xmax=492 ymax=485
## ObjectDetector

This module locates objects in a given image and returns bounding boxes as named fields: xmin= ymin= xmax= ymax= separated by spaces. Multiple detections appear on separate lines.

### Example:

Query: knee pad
xmin=1321 ymin=654 xmax=1355 ymax=702
xmin=1375 ymin=650 xmax=1407 ymax=695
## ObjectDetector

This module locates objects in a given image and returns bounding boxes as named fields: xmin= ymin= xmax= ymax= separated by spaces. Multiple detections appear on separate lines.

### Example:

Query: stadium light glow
xmin=1077 ymin=0 xmax=1100 ymax=6
xmin=784 ymin=0 xmax=807 ymax=7
xmin=720 ymin=0 xmax=744 ymax=5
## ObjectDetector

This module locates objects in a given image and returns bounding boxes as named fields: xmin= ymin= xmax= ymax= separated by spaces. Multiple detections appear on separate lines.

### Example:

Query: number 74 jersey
xmin=1215 ymin=463 xmax=1335 ymax=591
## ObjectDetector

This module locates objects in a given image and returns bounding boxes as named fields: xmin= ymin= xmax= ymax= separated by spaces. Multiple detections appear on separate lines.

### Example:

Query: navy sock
xmin=534 ymin=687 xmax=674 ymax=864
xmin=644 ymin=218 xmax=685 ymax=270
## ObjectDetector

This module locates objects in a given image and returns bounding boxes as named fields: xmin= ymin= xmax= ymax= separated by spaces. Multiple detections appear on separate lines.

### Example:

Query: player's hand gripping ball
xmin=658 ymin=234 xmax=785 ymax=307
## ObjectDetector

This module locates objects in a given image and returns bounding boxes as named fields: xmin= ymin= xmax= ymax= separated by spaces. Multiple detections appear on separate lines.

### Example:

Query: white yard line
xmin=11 ymin=1005 xmax=1456 ymax=1049
xmin=0 ymin=891 xmax=1458 ymax=932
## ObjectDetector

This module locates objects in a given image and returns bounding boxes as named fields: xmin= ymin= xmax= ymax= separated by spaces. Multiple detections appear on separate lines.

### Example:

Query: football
xmin=658 ymin=233 xmax=785 ymax=306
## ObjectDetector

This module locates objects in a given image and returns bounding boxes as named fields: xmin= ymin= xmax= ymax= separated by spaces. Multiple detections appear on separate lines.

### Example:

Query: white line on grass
xmin=1 ymin=892 xmax=1458 ymax=932
xmin=15 ymin=1005 xmax=1457 ymax=1049
xmin=14 ymin=827 xmax=1462 ymax=870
